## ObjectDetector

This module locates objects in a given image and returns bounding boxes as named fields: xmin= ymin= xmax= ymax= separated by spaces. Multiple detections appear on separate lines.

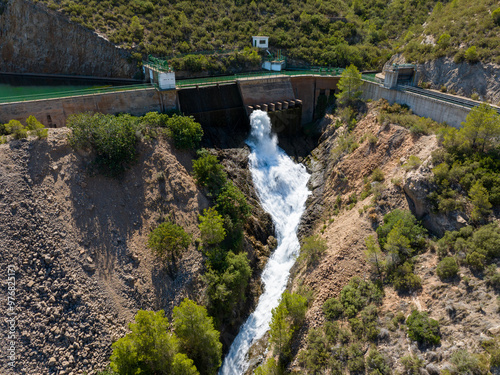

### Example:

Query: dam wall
xmin=361 ymin=81 xmax=471 ymax=128
xmin=0 ymin=88 xmax=177 ymax=128
xmin=0 ymin=0 xmax=139 ymax=78
xmin=290 ymin=76 xmax=339 ymax=123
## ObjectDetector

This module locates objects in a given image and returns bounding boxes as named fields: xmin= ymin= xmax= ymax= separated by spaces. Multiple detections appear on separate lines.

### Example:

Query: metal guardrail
xmin=0 ymin=84 xmax=153 ymax=104
xmin=176 ymin=69 xmax=345 ymax=88
xmin=400 ymin=85 xmax=500 ymax=115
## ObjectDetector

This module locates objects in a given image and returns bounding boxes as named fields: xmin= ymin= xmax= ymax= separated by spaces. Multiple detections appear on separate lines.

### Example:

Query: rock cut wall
xmin=0 ymin=0 xmax=139 ymax=78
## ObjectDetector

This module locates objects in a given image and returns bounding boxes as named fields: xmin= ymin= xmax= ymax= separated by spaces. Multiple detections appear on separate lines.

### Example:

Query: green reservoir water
xmin=0 ymin=74 xmax=145 ymax=103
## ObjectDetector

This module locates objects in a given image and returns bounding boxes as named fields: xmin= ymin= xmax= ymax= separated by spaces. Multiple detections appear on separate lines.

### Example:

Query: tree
xmin=173 ymin=299 xmax=222 ymax=375
xmin=436 ymin=257 xmax=459 ymax=281
xmin=336 ymin=64 xmax=362 ymax=105
xmin=406 ymin=310 xmax=441 ymax=346
xmin=204 ymin=251 xmax=252 ymax=318
xmin=365 ymin=235 xmax=386 ymax=279
xmin=110 ymin=310 xmax=199 ymax=375
xmin=198 ymin=207 xmax=226 ymax=246
xmin=26 ymin=115 xmax=48 ymax=139
xmin=469 ymin=181 xmax=492 ymax=222
xmin=192 ymin=150 xmax=227 ymax=196
xmin=216 ymin=181 xmax=251 ymax=226
xmin=459 ymin=103 xmax=500 ymax=153
xmin=148 ymin=220 xmax=192 ymax=272
xmin=255 ymin=358 xmax=283 ymax=375
xmin=167 ymin=115 xmax=203 ymax=150
xmin=269 ymin=303 xmax=293 ymax=359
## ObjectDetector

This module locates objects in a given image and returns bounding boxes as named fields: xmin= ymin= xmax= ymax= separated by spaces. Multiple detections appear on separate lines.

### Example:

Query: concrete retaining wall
xmin=238 ymin=77 xmax=295 ymax=107
xmin=0 ymin=88 xmax=177 ymax=127
xmin=361 ymin=81 xmax=470 ymax=128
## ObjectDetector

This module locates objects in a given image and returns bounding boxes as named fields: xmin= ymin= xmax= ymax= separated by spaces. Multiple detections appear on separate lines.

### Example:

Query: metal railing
xmin=0 ymin=84 xmax=153 ymax=104
xmin=176 ymin=68 xmax=344 ymax=88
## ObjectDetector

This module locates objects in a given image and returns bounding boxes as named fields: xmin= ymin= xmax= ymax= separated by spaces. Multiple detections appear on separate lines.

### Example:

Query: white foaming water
xmin=219 ymin=110 xmax=311 ymax=375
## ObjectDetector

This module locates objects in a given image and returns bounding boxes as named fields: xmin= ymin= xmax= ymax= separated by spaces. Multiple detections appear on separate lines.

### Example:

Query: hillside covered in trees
xmin=33 ymin=0 xmax=500 ymax=71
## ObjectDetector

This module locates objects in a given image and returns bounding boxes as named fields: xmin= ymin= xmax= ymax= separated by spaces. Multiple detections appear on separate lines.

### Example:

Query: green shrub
xmin=192 ymin=149 xmax=227 ymax=196
xmin=254 ymin=358 xmax=283 ymax=375
xmin=465 ymin=46 xmax=479 ymax=63
xmin=148 ymin=220 xmax=192 ymax=272
xmin=450 ymin=349 xmax=489 ymax=375
xmin=403 ymin=155 xmax=422 ymax=171
xmin=371 ymin=168 xmax=384 ymax=182
xmin=166 ymin=115 xmax=203 ymax=150
xmin=401 ymin=354 xmax=424 ymax=375
xmin=347 ymin=343 xmax=365 ymax=374
xmin=110 ymin=310 xmax=199 ymax=375
xmin=26 ymin=115 xmax=48 ymax=139
xmin=493 ymin=8 xmax=500 ymax=26
xmin=376 ymin=209 xmax=426 ymax=250
xmin=67 ymin=112 xmax=139 ymax=176
xmin=323 ymin=297 xmax=343 ymax=320
xmin=485 ymin=265 xmax=500 ymax=289
xmin=204 ymin=251 xmax=251 ymax=319
xmin=436 ymin=256 xmax=459 ymax=281
xmin=366 ymin=346 xmax=391 ymax=375
xmin=216 ymin=181 xmax=250 ymax=226
xmin=9 ymin=120 xmax=27 ymax=139
xmin=198 ymin=207 xmax=226 ymax=246
xmin=173 ymin=299 xmax=222 ymax=375
xmin=340 ymin=277 xmax=384 ymax=318
xmin=299 ymin=235 xmax=328 ymax=267
xmin=406 ymin=310 xmax=441 ymax=346
xmin=392 ymin=262 xmax=422 ymax=292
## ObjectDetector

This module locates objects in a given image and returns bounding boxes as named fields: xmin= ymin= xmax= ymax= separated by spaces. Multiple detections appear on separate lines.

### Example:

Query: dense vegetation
xmin=36 ymin=0 xmax=499 ymax=72
xmin=429 ymin=103 xmax=500 ymax=221
xmin=402 ymin=0 xmax=500 ymax=64
xmin=109 ymin=300 xmax=222 ymax=375
xmin=67 ymin=112 xmax=202 ymax=176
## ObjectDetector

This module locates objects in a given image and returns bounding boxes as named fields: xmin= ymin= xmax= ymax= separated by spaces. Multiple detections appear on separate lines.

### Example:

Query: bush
xmin=173 ymin=299 xmax=223 ymax=375
xmin=493 ymin=8 xmax=500 ymax=26
xmin=366 ymin=346 xmax=391 ymax=375
xmin=323 ymin=297 xmax=343 ymax=320
xmin=465 ymin=46 xmax=479 ymax=63
xmin=216 ymin=181 xmax=250 ymax=226
xmin=26 ymin=115 xmax=48 ymax=139
xmin=148 ymin=220 xmax=192 ymax=272
xmin=192 ymin=150 xmax=227 ymax=196
xmin=9 ymin=120 xmax=27 ymax=139
xmin=110 ymin=310 xmax=199 ymax=375
xmin=450 ymin=349 xmax=489 ymax=375
xmin=167 ymin=115 xmax=203 ymax=149
xmin=485 ymin=265 xmax=500 ymax=289
xmin=371 ymin=168 xmax=384 ymax=182
xmin=299 ymin=235 xmax=327 ymax=267
xmin=403 ymin=155 xmax=422 ymax=171
xmin=198 ymin=207 xmax=226 ymax=246
xmin=392 ymin=262 xmax=422 ymax=292
xmin=340 ymin=277 xmax=384 ymax=318
xmin=204 ymin=251 xmax=251 ymax=319
xmin=401 ymin=354 xmax=424 ymax=375
xmin=436 ymin=256 xmax=459 ymax=281
xmin=67 ymin=113 xmax=139 ymax=176
xmin=406 ymin=310 xmax=441 ymax=346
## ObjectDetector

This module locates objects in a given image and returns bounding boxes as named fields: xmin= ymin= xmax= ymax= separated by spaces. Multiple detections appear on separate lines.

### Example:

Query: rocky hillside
xmin=0 ymin=0 xmax=139 ymax=77
xmin=0 ymin=129 xmax=271 ymax=374
xmin=249 ymin=101 xmax=500 ymax=374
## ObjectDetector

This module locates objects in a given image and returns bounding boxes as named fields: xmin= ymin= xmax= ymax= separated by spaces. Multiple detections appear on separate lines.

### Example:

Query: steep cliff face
xmin=0 ymin=0 xmax=139 ymax=78
xmin=387 ymin=54 xmax=500 ymax=104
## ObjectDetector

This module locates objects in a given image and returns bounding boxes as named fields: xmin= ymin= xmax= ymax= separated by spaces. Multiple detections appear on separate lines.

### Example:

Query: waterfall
xmin=219 ymin=110 xmax=311 ymax=374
